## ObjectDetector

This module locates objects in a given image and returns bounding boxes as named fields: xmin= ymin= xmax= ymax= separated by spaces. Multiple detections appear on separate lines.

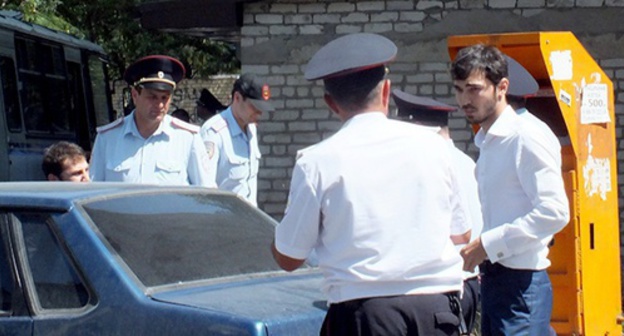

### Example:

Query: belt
xmin=480 ymin=260 xmax=540 ymax=275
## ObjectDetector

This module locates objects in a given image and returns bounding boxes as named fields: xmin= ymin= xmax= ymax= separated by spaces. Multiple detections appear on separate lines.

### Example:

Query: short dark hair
xmin=324 ymin=66 xmax=386 ymax=111
xmin=42 ymin=141 xmax=86 ymax=178
xmin=450 ymin=44 xmax=508 ymax=86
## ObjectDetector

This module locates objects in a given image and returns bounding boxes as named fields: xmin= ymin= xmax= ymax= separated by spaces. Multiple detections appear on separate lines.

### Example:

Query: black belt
xmin=480 ymin=260 xmax=539 ymax=275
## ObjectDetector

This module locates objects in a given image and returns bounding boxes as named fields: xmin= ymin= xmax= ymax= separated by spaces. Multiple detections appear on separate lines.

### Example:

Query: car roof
xmin=0 ymin=182 xmax=229 ymax=211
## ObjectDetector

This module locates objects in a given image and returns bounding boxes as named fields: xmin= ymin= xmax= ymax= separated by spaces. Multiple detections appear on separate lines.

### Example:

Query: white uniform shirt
xmin=90 ymin=113 xmax=210 ymax=186
xmin=448 ymin=140 xmax=483 ymax=279
xmin=275 ymin=112 xmax=469 ymax=304
xmin=200 ymin=107 xmax=261 ymax=206
xmin=475 ymin=106 xmax=569 ymax=270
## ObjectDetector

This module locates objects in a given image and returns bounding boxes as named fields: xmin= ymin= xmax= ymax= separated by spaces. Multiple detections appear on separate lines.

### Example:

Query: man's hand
xmin=460 ymin=237 xmax=487 ymax=272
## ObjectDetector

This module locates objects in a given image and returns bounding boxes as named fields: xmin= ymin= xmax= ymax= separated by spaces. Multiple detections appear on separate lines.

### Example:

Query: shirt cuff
xmin=481 ymin=227 xmax=510 ymax=263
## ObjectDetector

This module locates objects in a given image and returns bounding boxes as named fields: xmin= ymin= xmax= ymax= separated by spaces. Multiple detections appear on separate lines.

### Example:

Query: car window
xmin=82 ymin=192 xmax=285 ymax=288
xmin=0 ymin=219 xmax=14 ymax=314
xmin=14 ymin=213 xmax=88 ymax=310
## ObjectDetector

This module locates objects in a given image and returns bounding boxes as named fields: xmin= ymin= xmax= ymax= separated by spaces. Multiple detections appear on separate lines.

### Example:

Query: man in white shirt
xmin=451 ymin=44 xmax=570 ymax=335
xmin=272 ymin=33 xmax=470 ymax=336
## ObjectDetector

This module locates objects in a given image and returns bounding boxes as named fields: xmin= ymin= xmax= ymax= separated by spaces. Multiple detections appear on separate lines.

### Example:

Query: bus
xmin=0 ymin=10 xmax=114 ymax=181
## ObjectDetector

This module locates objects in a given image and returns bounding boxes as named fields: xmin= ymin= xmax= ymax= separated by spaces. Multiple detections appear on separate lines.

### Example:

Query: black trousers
xmin=320 ymin=293 xmax=461 ymax=336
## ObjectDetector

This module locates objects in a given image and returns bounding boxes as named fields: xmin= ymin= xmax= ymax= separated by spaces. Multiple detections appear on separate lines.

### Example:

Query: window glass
xmin=0 ymin=220 xmax=14 ymax=313
xmin=15 ymin=37 xmax=73 ymax=135
xmin=87 ymin=55 xmax=111 ymax=127
xmin=82 ymin=192 xmax=284 ymax=288
xmin=0 ymin=56 xmax=22 ymax=132
xmin=15 ymin=212 xmax=88 ymax=309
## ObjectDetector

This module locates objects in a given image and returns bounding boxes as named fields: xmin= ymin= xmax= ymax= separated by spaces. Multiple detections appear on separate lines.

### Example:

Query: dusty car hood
xmin=150 ymin=271 xmax=326 ymax=334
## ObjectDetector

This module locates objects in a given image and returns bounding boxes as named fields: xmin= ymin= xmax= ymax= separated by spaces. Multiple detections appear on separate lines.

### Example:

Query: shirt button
xmin=497 ymin=252 xmax=504 ymax=258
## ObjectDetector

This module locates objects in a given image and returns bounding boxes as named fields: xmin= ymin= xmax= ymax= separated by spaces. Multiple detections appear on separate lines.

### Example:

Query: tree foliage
xmin=1 ymin=0 xmax=239 ymax=79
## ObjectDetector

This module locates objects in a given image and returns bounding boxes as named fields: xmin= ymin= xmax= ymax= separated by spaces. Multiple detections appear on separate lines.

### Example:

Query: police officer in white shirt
xmin=393 ymin=89 xmax=483 ymax=336
xmin=90 ymin=55 xmax=210 ymax=186
xmin=272 ymin=33 xmax=471 ymax=336
xmin=200 ymin=74 xmax=274 ymax=206
xmin=451 ymin=44 xmax=569 ymax=336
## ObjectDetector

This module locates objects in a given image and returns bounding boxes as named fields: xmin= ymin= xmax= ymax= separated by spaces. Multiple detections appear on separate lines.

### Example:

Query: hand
xmin=460 ymin=237 xmax=487 ymax=272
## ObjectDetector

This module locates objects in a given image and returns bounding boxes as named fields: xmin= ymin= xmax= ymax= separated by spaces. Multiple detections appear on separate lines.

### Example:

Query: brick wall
xmin=241 ymin=0 xmax=624 ymax=221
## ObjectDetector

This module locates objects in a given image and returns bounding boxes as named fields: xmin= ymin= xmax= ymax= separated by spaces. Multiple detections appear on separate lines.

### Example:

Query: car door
xmin=5 ymin=211 xmax=93 ymax=335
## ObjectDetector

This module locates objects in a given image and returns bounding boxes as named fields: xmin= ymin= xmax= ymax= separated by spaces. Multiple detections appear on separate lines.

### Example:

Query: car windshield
xmin=81 ymin=191 xmax=283 ymax=288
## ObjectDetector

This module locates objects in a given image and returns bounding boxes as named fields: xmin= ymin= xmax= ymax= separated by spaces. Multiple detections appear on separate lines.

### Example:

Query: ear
xmin=381 ymin=79 xmax=391 ymax=109
xmin=130 ymin=87 xmax=140 ymax=102
xmin=233 ymin=91 xmax=243 ymax=104
xmin=47 ymin=174 xmax=60 ymax=181
xmin=497 ymin=78 xmax=509 ymax=100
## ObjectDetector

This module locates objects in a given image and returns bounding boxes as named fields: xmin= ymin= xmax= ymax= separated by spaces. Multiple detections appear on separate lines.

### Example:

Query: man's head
xmin=42 ymin=141 xmax=90 ymax=182
xmin=230 ymin=73 xmax=274 ymax=127
xmin=196 ymin=88 xmax=227 ymax=121
xmin=450 ymin=44 xmax=509 ymax=130
xmin=124 ymin=55 xmax=185 ymax=126
xmin=304 ymin=33 xmax=397 ymax=119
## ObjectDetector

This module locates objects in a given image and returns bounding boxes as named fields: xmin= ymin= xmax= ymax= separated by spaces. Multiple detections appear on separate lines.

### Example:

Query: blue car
xmin=0 ymin=182 xmax=326 ymax=335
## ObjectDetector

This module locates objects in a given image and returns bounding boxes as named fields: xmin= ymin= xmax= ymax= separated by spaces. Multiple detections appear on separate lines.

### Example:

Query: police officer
xmin=200 ymin=73 xmax=274 ymax=206
xmin=393 ymin=90 xmax=482 ymax=335
xmin=196 ymin=88 xmax=227 ymax=123
xmin=90 ymin=55 xmax=211 ymax=186
xmin=271 ymin=33 xmax=469 ymax=336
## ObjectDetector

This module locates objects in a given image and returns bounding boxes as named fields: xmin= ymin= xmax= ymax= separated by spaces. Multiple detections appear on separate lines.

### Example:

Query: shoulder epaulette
xmin=96 ymin=118 xmax=124 ymax=134
xmin=171 ymin=117 xmax=200 ymax=133
xmin=209 ymin=117 xmax=228 ymax=133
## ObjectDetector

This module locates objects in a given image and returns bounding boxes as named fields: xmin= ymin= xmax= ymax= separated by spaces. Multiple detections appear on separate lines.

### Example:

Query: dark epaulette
xmin=96 ymin=118 xmax=124 ymax=134
xmin=171 ymin=117 xmax=200 ymax=133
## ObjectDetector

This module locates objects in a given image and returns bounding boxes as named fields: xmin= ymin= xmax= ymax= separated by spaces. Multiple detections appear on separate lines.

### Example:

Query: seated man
xmin=42 ymin=141 xmax=90 ymax=182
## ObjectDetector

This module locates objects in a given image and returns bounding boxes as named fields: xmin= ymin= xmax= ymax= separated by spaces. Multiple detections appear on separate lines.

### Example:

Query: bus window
xmin=88 ymin=55 xmax=112 ymax=126
xmin=0 ymin=57 xmax=21 ymax=132
xmin=15 ymin=37 xmax=73 ymax=135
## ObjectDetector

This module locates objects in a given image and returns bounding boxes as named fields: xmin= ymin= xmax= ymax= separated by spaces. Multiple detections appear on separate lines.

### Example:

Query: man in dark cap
xmin=196 ymin=88 xmax=227 ymax=123
xmin=90 ymin=55 xmax=211 ymax=186
xmin=271 ymin=33 xmax=470 ymax=335
xmin=200 ymin=73 xmax=274 ymax=206
xmin=393 ymin=89 xmax=482 ymax=336
xmin=451 ymin=44 xmax=569 ymax=335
